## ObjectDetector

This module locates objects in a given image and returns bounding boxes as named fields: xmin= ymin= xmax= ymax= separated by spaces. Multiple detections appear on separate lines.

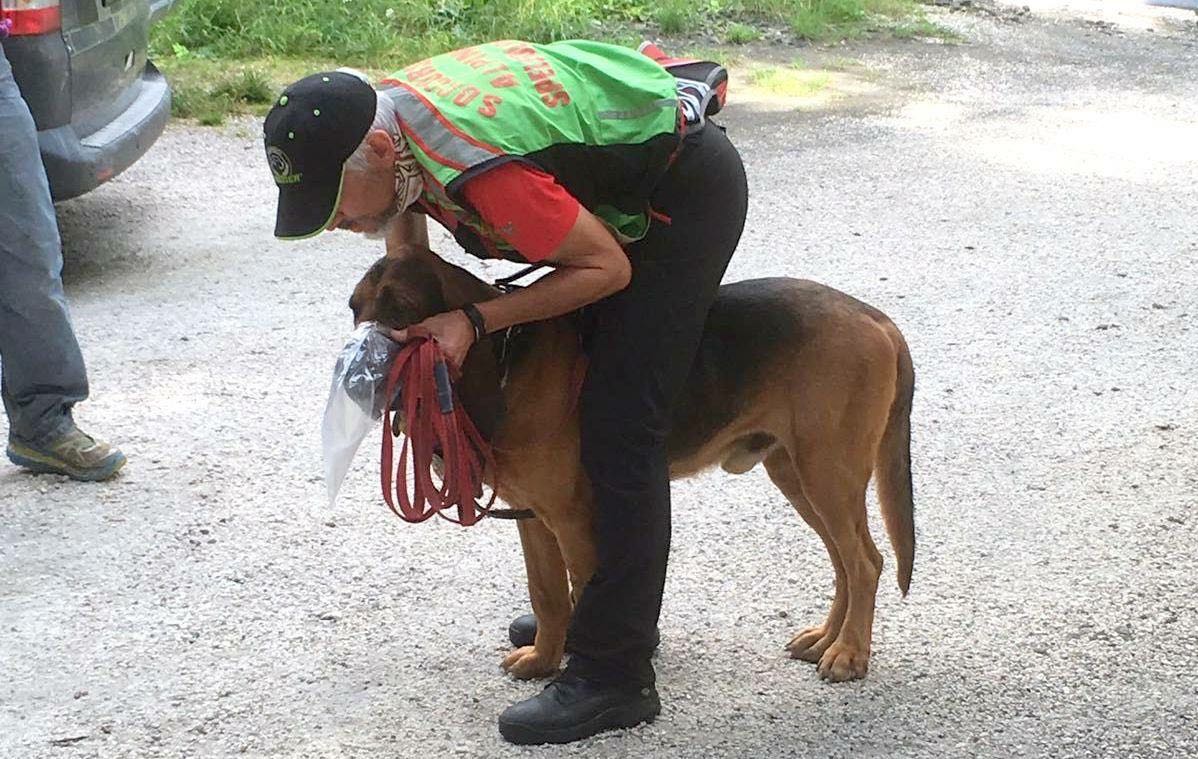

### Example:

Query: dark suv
xmin=2 ymin=0 xmax=178 ymax=200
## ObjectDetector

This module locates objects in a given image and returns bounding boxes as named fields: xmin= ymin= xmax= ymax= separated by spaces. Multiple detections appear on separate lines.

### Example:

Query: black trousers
xmin=566 ymin=123 xmax=749 ymax=687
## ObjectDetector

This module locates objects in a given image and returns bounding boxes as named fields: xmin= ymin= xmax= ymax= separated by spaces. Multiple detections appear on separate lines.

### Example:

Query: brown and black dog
xmin=349 ymin=245 xmax=915 ymax=683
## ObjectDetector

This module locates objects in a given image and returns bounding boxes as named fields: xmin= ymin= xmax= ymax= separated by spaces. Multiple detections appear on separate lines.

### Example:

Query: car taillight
xmin=0 ymin=0 xmax=62 ymax=36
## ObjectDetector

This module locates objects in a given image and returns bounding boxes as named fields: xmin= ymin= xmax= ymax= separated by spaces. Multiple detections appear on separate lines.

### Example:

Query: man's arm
xmin=386 ymin=210 xmax=429 ymax=256
xmin=392 ymin=165 xmax=629 ymax=369
xmin=391 ymin=208 xmax=627 ymax=369
xmin=474 ymin=210 xmax=629 ymax=333
xmin=452 ymin=161 xmax=628 ymax=331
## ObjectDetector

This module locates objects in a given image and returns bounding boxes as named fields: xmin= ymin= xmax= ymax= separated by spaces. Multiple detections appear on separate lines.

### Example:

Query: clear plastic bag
xmin=321 ymin=321 xmax=402 ymax=507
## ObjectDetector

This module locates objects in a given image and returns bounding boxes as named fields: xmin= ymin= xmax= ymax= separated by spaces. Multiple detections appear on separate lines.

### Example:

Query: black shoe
xmin=498 ymin=673 xmax=661 ymax=745
xmin=508 ymin=613 xmax=662 ymax=650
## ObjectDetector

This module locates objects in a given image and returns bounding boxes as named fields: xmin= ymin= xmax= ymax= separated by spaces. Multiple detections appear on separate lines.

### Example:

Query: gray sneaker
xmin=7 ymin=426 xmax=126 ymax=482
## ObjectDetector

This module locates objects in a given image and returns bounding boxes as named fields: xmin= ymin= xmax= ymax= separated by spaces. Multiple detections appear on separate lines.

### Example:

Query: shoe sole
xmin=6 ymin=445 xmax=127 ymax=482
xmin=498 ymin=695 xmax=662 ymax=745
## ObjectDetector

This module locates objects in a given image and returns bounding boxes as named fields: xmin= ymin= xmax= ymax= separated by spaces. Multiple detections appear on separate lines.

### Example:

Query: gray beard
xmin=358 ymin=155 xmax=421 ymax=241
xmin=359 ymin=206 xmax=402 ymax=241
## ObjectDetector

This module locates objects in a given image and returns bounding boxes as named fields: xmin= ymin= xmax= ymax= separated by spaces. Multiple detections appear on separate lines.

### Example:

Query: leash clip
xmin=433 ymin=359 xmax=454 ymax=414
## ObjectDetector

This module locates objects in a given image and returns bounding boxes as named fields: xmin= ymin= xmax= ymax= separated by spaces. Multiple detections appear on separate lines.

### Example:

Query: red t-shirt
xmin=459 ymin=162 xmax=581 ymax=262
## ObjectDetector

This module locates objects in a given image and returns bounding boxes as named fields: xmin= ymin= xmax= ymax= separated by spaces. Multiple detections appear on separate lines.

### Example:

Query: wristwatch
xmin=461 ymin=303 xmax=487 ymax=343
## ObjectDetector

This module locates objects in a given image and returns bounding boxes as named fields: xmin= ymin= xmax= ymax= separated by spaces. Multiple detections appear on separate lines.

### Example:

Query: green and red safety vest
xmin=380 ymin=39 xmax=682 ymax=259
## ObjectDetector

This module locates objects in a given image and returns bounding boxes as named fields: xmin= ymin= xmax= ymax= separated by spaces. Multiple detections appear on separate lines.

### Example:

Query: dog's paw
xmin=786 ymin=625 xmax=834 ymax=663
xmin=501 ymin=646 xmax=561 ymax=680
xmin=816 ymin=641 xmax=870 ymax=682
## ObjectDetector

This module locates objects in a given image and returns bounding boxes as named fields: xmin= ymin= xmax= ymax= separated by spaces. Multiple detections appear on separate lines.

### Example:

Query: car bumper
xmin=39 ymin=60 xmax=171 ymax=201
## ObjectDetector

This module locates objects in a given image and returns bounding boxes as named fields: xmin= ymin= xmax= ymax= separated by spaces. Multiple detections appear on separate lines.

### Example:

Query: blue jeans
xmin=0 ymin=42 xmax=88 ymax=444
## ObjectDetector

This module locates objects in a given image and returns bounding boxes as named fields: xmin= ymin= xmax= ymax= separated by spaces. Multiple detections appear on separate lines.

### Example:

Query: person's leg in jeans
xmin=498 ymin=124 xmax=748 ymax=744
xmin=0 ymin=43 xmax=124 ymax=481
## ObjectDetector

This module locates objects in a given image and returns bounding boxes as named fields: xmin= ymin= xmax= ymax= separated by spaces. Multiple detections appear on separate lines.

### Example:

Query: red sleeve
xmin=460 ymin=161 xmax=581 ymax=263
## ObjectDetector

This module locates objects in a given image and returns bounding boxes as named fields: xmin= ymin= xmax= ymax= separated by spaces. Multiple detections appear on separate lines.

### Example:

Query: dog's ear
xmin=456 ymin=333 xmax=506 ymax=443
xmin=420 ymin=257 xmax=507 ymax=439
xmin=373 ymin=278 xmax=446 ymax=330
xmin=431 ymin=258 xmax=499 ymax=311
xmin=348 ymin=256 xmax=392 ymax=325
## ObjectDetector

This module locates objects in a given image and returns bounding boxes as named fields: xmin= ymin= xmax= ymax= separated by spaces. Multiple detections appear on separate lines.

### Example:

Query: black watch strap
xmin=461 ymin=303 xmax=487 ymax=342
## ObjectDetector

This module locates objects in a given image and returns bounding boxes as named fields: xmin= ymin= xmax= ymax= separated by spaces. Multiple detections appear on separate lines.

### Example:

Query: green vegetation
xmin=725 ymin=22 xmax=762 ymax=44
xmin=893 ymin=17 xmax=960 ymax=41
xmin=747 ymin=63 xmax=833 ymax=98
xmin=791 ymin=0 xmax=867 ymax=39
xmin=151 ymin=0 xmax=940 ymax=123
xmin=683 ymin=48 xmax=746 ymax=69
xmin=656 ymin=1 xmax=700 ymax=34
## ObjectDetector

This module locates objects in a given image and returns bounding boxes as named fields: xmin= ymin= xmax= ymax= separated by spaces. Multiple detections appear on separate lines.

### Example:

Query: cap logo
xmin=268 ymin=146 xmax=302 ymax=185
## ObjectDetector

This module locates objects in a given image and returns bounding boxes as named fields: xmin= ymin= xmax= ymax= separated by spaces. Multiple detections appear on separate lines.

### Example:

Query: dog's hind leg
xmin=788 ymin=441 xmax=883 ymax=682
xmin=764 ymin=449 xmax=848 ymax=665
xmin=503 ymin=516 xmax=571 ymax=679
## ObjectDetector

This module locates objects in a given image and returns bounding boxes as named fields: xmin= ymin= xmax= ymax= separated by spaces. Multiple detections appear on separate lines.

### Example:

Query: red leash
xmin=380 ymin=330 xmax=496 ymax=525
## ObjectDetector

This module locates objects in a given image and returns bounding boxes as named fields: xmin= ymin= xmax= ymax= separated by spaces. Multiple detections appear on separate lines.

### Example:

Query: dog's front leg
xmin=502 ymin=516 xmax=571 ymax=679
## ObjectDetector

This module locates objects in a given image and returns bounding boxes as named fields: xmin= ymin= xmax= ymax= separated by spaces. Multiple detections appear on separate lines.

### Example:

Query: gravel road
xmin=2 ymin=3 xmax=1196 ymax=757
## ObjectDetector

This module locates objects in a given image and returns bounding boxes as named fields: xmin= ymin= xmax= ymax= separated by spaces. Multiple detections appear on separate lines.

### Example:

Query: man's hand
xmin=393 ymin=310 xmax=476 ymax=371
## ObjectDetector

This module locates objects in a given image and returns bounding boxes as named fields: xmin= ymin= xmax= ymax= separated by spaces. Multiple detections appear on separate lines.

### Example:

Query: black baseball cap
xmin=263 ymin=71 xmax=377 ymax=239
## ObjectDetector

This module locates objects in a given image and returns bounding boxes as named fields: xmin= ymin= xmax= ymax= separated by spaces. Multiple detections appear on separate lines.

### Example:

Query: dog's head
xmin=349 ymin=247 xmax=452 ymax=330
xmin=347 ymin=245 xmax=506 ymax=440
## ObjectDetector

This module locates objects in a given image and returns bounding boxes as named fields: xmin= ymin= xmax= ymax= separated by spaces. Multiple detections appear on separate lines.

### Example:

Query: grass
xmin=175 ymin=67 xmax=275 ymax=124
xmin=162 ymin=56 xmax=387 ymax=125
xmin=656 ymin=1 xmax=700 ymax=34
xmin=150 ymin=0 xmax=941 ymax=123
xmin=211 ymin=69 xmax=274 ymax=105
xmin=824 ymin=55 xmax=862 ymax=70
xmin=725 ymin=22 xmax=762 ymax=44
xmin=747 ymin=64 xmax=833 ymax=98
xmin=792 ymin=0 xmax=867 ymax=39
xmin=735 ymin=0 xmax=939 ymax=42
xmin=683 ymin=47 xmax=746 ymax=69
xmin=893 ymin=17 xmax=961 ymax=41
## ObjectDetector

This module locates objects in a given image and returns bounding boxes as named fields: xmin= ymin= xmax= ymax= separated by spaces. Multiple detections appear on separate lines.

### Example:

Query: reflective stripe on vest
xmin=383 ymin=84 xmax=503 ymax=175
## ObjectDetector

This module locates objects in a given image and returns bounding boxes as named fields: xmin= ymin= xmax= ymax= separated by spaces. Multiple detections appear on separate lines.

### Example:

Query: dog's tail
xmin=876 ymin=325 xmax=915 ymax=596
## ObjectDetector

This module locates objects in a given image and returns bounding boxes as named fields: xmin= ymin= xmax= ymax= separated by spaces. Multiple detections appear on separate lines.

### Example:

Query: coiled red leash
xmin=380 ymin=329 xmax=496 ymax=525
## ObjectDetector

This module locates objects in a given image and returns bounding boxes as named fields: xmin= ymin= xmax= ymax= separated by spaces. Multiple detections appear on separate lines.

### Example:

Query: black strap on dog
xmin=487 ymin=506 xmax=536 ymax=520
xmin=494 ymin=264 xmax=546 ymax=292
xmin=480 ymin=265 xmax=549 ymax=522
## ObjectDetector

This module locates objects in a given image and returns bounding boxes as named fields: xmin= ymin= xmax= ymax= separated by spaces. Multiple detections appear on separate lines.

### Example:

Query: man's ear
xmin=365 ymin=129 xmax=394 ymax=164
